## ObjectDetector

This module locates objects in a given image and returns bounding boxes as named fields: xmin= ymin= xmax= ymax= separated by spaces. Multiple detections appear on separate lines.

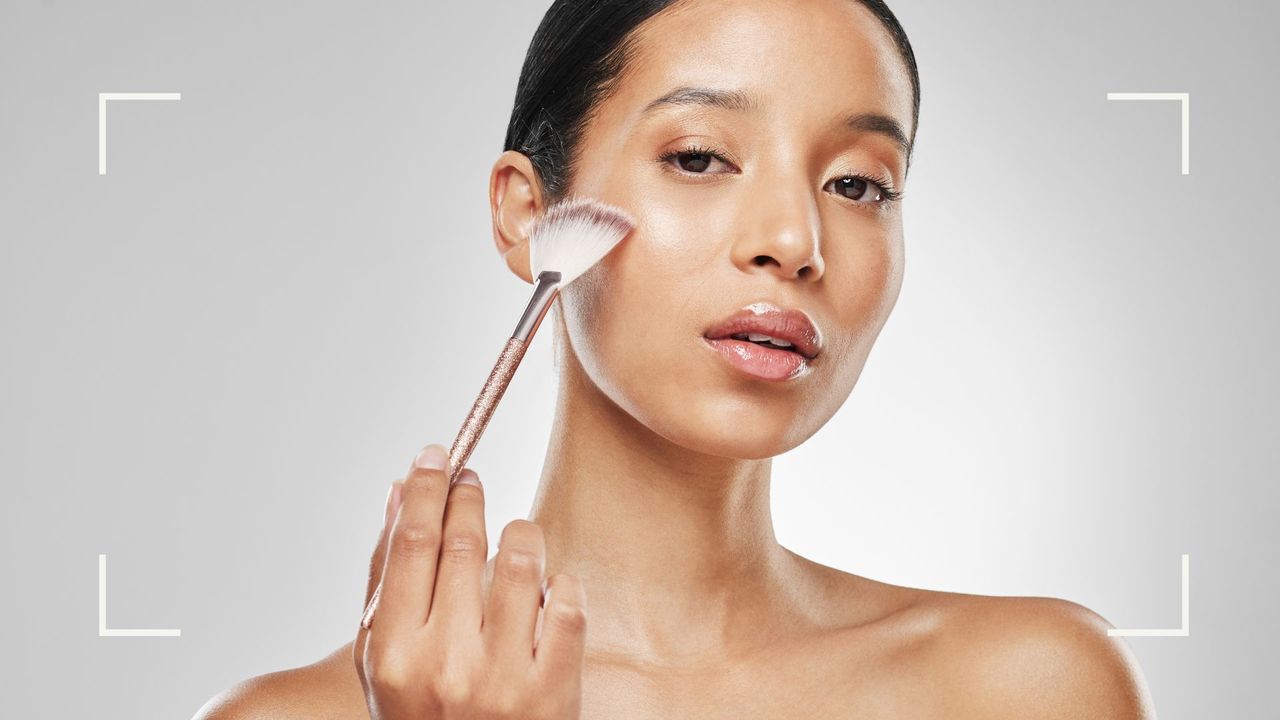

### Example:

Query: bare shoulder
xmin=909 ymin=590 xmax=1158 ymax=719
xmin=791 ymin=553 xmax=1157 ymax=719
xmin=190 ymin=642 xmax=367 ymax=720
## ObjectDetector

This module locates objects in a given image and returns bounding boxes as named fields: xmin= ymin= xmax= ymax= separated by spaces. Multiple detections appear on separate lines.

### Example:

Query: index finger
xmin=374 ymin=444 xmax=453 ymax=634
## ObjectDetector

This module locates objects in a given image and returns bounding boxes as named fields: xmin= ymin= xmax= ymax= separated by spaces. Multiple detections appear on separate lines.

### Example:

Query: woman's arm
xmin=189 ymin=644 xmax=367 ymax=720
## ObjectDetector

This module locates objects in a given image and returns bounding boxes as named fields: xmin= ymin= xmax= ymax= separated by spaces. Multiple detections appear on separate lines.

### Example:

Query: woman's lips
xmin=703 ymin=336 xmax=812 ymax=381
xmin=702 ymin=303 xmax=822 ymax=359
xmin=702 ymin=303 xmax=822 ymax=382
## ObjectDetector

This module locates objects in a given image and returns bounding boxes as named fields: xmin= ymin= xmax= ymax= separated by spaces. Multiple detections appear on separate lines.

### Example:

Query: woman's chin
xmin=648 ymin=395 xmax=810 ymax=461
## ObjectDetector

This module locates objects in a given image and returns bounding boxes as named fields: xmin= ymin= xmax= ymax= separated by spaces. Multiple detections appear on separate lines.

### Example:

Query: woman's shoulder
xmin=922 ymin=591 xmax=1154 ymax=717
xmin=814 ymin=563 xmax=1156 ymax=719
xmin=190 ymin=642 xmax=366 ymax=720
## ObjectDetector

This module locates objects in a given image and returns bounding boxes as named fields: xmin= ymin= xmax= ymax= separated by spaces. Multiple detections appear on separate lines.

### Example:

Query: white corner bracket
xmin=98 ymin=92 xmax=181 ymax=175
xmin=1106 ymin=92 xmax=1190 ymax=175
xmin=1107 ymin=553 xmax=1190 ymax=637
xmin=98 ymin=553 xmax=182 ymax=637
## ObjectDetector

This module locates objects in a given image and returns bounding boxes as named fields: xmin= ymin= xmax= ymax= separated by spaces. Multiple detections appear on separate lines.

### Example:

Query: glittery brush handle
xmin=447 ymin=336 xmax=529 ymax=481
xmin=445 ymin=271 xmax=562 ymax=481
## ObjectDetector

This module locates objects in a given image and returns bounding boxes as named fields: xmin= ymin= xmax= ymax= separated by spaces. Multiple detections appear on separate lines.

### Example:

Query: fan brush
xmin=445 ymin=196 xmax=635 ymax=481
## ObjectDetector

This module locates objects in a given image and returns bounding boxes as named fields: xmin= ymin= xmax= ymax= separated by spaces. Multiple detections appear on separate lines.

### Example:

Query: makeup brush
xmin=360 ymin=198 xmax=632 ymax=632
xmin=445 ymin=196 xmax=635 ymax=481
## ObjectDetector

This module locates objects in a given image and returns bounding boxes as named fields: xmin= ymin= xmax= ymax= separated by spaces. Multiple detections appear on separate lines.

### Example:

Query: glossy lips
xmin=702 ymin=303 xmax=823 ymax=381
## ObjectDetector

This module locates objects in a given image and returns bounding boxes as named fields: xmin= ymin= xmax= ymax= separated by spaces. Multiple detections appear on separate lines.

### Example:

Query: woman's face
xmin=551 ymin=0 xmax=914 ymax=459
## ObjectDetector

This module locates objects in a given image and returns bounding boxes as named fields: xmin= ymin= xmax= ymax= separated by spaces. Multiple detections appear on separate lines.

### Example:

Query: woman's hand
xmin=353 ymin=443 xmax=589 ymax=719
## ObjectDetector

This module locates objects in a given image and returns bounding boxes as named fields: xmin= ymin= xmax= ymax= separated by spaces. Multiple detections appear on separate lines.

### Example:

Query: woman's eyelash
xmin=656 ymin=144 xmax=727 ymax=170
xmin=834 ymin=167 xmax=904 ymax=203
xmin=657 ymin=145 xmax=904 ymax=204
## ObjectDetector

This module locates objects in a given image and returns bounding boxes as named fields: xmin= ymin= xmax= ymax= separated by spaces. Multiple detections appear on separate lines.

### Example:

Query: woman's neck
xmin=527 ymin=337 xmax=815 ymax=668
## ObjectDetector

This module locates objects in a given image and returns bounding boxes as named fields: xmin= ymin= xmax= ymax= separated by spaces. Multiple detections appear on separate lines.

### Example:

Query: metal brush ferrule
xmin=511 ymin=270 xmax=562 ymax=342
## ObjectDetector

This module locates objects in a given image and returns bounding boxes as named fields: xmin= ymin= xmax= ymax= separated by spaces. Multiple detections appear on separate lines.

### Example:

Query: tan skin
xmin=193 ymin=1 xmax=1156 ymax=718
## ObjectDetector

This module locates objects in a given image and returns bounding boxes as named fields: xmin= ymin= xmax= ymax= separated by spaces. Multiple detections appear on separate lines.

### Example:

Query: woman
xmin=195 ymin=0 xmax=1156 ymax=717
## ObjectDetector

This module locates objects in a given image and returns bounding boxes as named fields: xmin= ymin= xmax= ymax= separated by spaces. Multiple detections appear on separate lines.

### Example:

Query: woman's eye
xmin=661 ymin=148 xmax=732 ymax=175
xmin=829 ymin=176 xmax=885 ymax=203
xmin=658 ymin=148 xmax=901 ymax=204
xmin=676 ymin=152 xmax=713 ymax=173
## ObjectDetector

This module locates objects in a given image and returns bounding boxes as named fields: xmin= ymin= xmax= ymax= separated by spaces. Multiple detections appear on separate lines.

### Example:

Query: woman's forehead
xmin=613 ymin=0 xmax=914 ymax=131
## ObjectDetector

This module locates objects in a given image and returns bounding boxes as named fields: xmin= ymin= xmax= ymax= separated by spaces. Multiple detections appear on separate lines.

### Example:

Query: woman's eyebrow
xmin=641 ymin=85 xmax=911 ymax=160
xmin=844 ymin=112 xmax=912 ymax=162
xmin=641 ymin=85 xmax=759 ymax=114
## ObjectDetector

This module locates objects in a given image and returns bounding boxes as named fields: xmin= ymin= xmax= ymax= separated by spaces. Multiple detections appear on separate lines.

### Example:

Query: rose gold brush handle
xmin=445 ymin=270 xmax=563 ymax=481
xmin=446 ymin=336 xmax=529 ymax=480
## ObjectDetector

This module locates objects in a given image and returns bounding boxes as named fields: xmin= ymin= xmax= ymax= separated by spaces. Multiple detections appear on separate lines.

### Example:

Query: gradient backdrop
xmin=1 ymin=0 xmax=1276 ymax=717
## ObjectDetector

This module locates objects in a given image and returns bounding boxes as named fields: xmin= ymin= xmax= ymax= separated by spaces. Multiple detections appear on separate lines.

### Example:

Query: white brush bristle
xmin=528 ymin=196 xmax=636 ymax=286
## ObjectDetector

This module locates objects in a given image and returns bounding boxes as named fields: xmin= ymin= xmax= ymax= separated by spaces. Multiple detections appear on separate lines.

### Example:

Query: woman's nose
xmin=729 ymin=182 xmax=825 ymax=283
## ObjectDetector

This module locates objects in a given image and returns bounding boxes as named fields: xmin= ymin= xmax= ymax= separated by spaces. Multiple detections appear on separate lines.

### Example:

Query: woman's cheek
xmin=834 ymin=227 xmax=903 ymax=327
xmin=858 ymin=230 xmax=905 ymax=339
xmin=558 ymin=251 xmax=658 ymax=400
xmin=816 ymin=230 xmax=903 ymax=403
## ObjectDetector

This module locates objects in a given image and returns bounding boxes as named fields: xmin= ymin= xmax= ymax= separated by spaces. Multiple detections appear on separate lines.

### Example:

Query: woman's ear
xmin=489 ymin=150 xmax=546 ymax=284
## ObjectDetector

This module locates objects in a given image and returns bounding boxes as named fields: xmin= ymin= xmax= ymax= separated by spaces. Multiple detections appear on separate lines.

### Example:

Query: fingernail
xmin=413 ymin=444 xmax=449 ymax=471
xmin=383 ymin=480 xmax=403 ymax=528
xmin=454 ymin=469 xmax=481 ymax=488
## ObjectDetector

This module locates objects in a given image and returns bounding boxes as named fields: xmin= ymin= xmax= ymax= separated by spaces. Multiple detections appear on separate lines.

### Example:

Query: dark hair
xmin=503 ymin=0 xmax=921 ymax=205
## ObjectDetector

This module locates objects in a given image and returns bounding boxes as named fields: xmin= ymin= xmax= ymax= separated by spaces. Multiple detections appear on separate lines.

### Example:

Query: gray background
xmin=1 ymin=0 xmax=1276 ymax=717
